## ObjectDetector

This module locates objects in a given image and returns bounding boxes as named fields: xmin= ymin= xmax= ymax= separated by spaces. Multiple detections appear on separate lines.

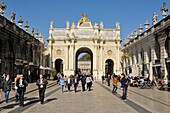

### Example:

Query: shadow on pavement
xmin=45 ymin=98 xmax=57 ymax=104
xmin=2 ymin=103 xmax=19 ymax=109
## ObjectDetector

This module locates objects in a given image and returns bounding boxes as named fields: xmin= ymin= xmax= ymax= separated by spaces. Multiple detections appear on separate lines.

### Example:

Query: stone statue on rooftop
xmin=94 ymin=23 xmax=98 ymax=28
xmin=50 ymin=20 xmax=53 ymax=28
xmin=66 ymin=21 xmax=70 ymax=29
xmin=10 ymin=11 xmax=16 ymax=23
xmin=152 ymin=12 xmax=158 ymax=25
xmin=116 ymin=21 xmax=120 ymax=29
xmin=100 ymin=21 xmax=104 ymax=29
xmin=72 ymin=22 xmax=76 ymax=28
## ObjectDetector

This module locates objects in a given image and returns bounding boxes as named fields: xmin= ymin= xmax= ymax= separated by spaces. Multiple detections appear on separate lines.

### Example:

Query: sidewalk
xmin=99 ymin=80 xmax=170 ymax=113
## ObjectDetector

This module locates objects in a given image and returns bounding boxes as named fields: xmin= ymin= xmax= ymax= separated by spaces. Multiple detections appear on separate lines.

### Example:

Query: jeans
xmin=122 ymin=87 xmax=128 ymax=99
xmin=5 ymin=91 xmax=10 ymax=103
xmin=61 ymin=85 xmax=64 ymax=92
xmin=112 ymin=86 xmax=117 ymax=93
xmin=15 ymin=89 xmax=19 ymax=102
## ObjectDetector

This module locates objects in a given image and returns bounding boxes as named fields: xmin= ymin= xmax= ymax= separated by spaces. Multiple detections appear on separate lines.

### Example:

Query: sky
xmin=3 ymin=0 xmax=170 ymax=45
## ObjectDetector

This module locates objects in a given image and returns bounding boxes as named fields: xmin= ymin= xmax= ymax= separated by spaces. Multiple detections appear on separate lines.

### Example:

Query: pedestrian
xmin=64 ymin=75 xmax=68 ymax=88
xmin=112 ymin=75 xmax=118 ymax=94
xmin=14 ymin=74 xmax=20 ymax=102
xmin=120 ymin=74 xmax=130 ymax=100
xmin=60 ymin=74 xmax=65 ymax=93
xmin=81 ymin=75 xmax=86 ymax=91
xmin=16 ymin=74 xmax=28 ymax=107
xmin=102 ymin=75 xmax=105 ymax=84
xmin=1 ymin=74 xmax=12 ymax=103
xmin=0 ymin=74 xmax=3 ymax=101
xmin=86 ymin=75 xmax=92 ymax=91
xmin=36 ymin=74 xmax=48 ymax=104
xmin=67 ymin=75 xmax=72 ymax=92
xmin=107 ymin=74 xmax=111 ymax=86
xmin=73 ymin=74 xmax=78 ymax=93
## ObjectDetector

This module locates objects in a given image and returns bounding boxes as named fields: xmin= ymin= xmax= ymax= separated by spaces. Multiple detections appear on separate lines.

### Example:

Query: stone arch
xmin=55 ymin=58 xmax=64 ymax=73
xmin=105 ymin=59 xmax=114 ymax=75
xmin=75 ymin=47 xmax=93 ymax=75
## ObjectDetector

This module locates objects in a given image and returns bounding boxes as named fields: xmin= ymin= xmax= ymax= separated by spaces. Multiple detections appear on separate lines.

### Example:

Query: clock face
xmin=56 ymin=49 xmax=62 ymax=55
xmin=107 ymin=50 xmax=112 ymax=55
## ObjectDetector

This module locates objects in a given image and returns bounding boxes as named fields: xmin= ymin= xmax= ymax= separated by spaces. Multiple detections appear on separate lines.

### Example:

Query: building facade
xmin=121 ymin=4 xmax=170 ymax=87
xmin=0 ymin=12 xmax=46 ymax=81
xmin=47 ymin=14 xmax=122 ymax=79
xmin=78 ymin=60 xmax=91 ymax=75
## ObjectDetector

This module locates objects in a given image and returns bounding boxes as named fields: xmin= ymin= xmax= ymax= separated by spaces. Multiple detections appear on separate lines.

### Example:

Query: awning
xmin=40 ymin=66 xmax=51 ymax=70
xmin=40 ymin=65 xmax=46 ymax=70
xmin=166 ymin=60 xmax=170 ymax=63
xmin=152 ymin=63 xmax=161 ymax=67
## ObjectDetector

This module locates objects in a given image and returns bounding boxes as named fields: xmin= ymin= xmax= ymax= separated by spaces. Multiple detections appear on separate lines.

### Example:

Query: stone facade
xmin=0 ymin=15 xmax=46 ymax=81
xmin=78 ymin=60 xmax=91 ymax=75
xmin=47 ymin=14 xmax=122 ymax=79
xmin=121 ymin=15 xmax=170 ymax=84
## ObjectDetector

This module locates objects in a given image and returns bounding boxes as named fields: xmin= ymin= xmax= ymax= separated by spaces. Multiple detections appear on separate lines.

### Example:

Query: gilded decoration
xmin=78 ymin=14 xmax=90 ymax=25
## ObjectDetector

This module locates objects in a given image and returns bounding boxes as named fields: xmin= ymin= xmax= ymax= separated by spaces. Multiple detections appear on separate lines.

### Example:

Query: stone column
xmin=93 ymin=40 xmax=97 ymax=70
xmin=69 ymin=40 xmax=74 ymax=70
xmin=65 ymin=45 xmax=68 ymax=70
xmin=100 ymin=42 xmax=103 ymax=70
xmin=93 ymin=40 xmax=98 ymax=77
xmin=117 ymin=42 xmax=120 ymax=74
xmin=159 ymin=35 xmax=168 ymax=77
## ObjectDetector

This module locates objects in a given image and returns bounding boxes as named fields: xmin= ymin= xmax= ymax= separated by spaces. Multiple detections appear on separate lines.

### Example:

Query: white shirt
xmin=19 ymin=79 xmax=23 ymax=87
xmin=40 ymin=79 xmax=43 ymax=88
xmin=68 ymin=78 xmax=70 ymax=84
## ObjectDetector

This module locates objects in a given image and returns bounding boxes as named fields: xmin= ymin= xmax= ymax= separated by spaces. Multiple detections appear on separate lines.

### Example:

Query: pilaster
xmin=158 ymin=33 xmax=168 ymax=77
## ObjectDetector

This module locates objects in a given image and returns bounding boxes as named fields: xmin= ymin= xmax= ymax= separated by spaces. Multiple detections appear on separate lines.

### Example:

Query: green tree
xmin=79 ymin=53 xmax=91 ymax=61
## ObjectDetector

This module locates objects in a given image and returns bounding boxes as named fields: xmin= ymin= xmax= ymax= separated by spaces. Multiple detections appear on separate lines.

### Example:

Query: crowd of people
xmin=56 ymin=73 xmax=93 ymax=93
xmin=102 ymin=73 xmax=130 ymax=100
xmin=0 ymin=73 xmax=48 ymax=111
xmin=0 ymin=73 xmax=28 ymax=107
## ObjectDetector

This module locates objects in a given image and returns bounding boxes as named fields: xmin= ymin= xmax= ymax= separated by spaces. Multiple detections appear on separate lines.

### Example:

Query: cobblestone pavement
xmin=0 ymin=80 xmax=170 ymax=113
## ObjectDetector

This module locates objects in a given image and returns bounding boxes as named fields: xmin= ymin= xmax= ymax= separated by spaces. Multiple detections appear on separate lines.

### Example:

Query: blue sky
xmin=3 ymin=0 xmax=170 ymax=45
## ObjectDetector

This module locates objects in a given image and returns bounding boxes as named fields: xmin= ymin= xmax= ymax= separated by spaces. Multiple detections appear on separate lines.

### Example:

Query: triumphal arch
xmin=47 ymin=14 xmax=121 ymax=79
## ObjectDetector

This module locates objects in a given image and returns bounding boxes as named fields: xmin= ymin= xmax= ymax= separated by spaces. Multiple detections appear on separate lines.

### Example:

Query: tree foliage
xmin=78 ymin=53 xmax=91 ymax=61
